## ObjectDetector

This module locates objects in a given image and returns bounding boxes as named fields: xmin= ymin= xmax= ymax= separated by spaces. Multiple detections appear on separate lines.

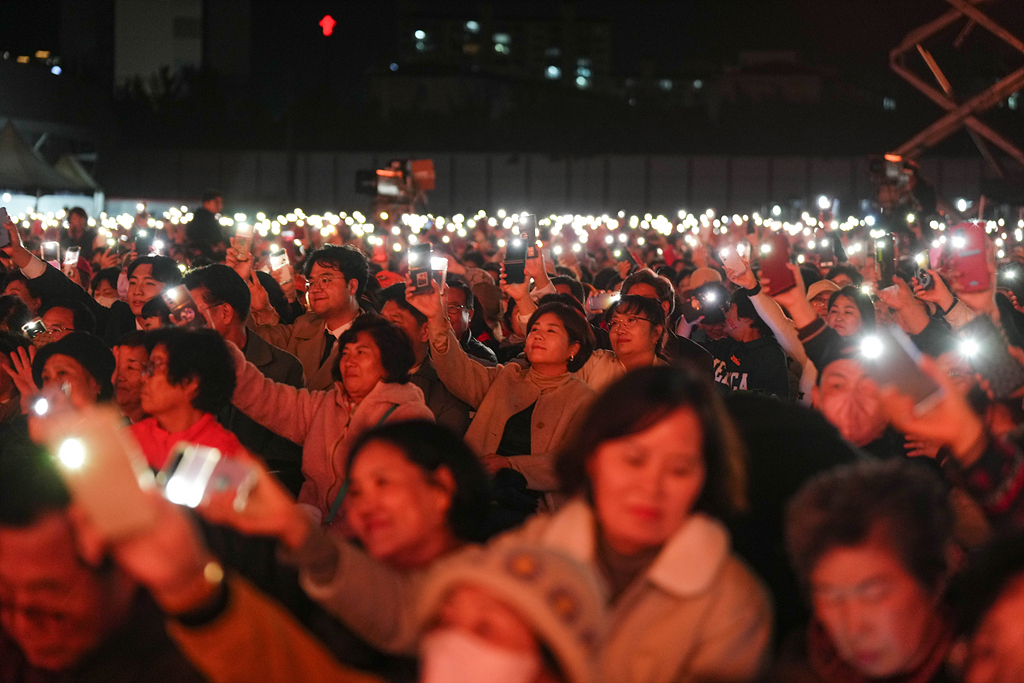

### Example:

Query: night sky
xmin=4 ymin=0 xmax=1022 ymax=88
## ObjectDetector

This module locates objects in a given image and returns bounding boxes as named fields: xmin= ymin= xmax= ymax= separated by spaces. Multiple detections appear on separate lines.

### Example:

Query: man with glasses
xmin=112 ymin=331 xmax=150 ymax=424
xmin=184 ymin=265 xmax=306 ymax=493
xmin=0 ymin=443 xmax=206 ymax=681
xmin=248 ymin=245 xmax=368 ymax=390
xmin=445 ymin=279 xmax=497 ymax=364
xmin=35 ymin=302 xmax=96 ymax=347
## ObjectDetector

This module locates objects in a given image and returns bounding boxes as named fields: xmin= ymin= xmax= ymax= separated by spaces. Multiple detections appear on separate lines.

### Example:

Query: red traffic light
xmin=319 ymin=14 xmax=336 ymax=37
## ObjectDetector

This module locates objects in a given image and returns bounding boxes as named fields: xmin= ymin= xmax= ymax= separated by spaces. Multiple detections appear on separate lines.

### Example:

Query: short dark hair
xmin=91 ymin=267 xmax=120 ymax=293
xmin=140 ymin=297 xmax=171 ymax=323
xmin=827 ymin=286 xmax=876 ymax=332
xmin=0 ymin=294 xmax=31 ymax=332
xmin=331 ymin=314 xmax=415 ymax=384
xmin=68 ymin=206 xmax=88 ymax=221
xmin=2 ymin=272 xmax=42 ymax=300
xmin=145 ymin=328 xmax=236 ymax=414
xmin=0 ymin=440 xmax=70 ymax=527
xmin=730 ymin=290 xmax=772 ymax=337
xmin=347 ymin=421 xmax=492 ymax=543
xmin=115 ymin=330 xmax=148 ymax=348
xmin=201 ymin=190 xmax=223 ymax=204
xmin=556 ymin=366 xmax=748 ymax=517
xmin=445 ymin=279 xmax=475 ymax=309
xmin=0 ymin=330 xmax=30 ymax=356
xmin=127 ymin=255 xmax=183 ymax=287
xmin=379 ymin=283 xmax=427 ymax=326
xmin=303 ymin=245 xmax=369 ymax=297
xmin=526 ymin=302 xmax=595 ymax=372
xmin=611 ymin=294 xmax=666 ymax=329
xmin=785 ymin=459 xmax=954 ymax=594
xmin=40 ymin=300 xmax=97 ymax=336
xmin=826 ymin=264 xmax=864 ymax=287
xmin=622 ymin=269 xmax=675 ymax=315
xmin=551 ymin=275 xmax=585 ymax=304
xmin=184 ymin=264 xmax=251 ymax=320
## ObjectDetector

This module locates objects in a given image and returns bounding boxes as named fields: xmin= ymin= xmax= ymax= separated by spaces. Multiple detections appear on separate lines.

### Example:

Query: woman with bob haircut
xmin=225 ymin=313 xmax=434 ymax=527
xmin=404 ymin=281 xmax=596 ymax=497
xmin=199 ymin=365 xmax=772 ymax=683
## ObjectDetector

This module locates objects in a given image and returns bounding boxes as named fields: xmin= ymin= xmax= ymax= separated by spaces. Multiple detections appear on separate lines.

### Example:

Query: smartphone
xmin=759 ymin=233 xmax=796 ymax=295
xmin=430 ymin=255 xmax=449 ymax=289
xmin=719 ymin=245 xmax=747 ymax=276
xmin=875 ymin=232 xmax=896 ymax=289
xmin=44 ymin=407 xmax=158 ymax=540
xmin=269 ymin=247 xmax=293 ymax=285
xmin=408 ymin=243 xmax=433 ymax=295
xmin=519 ymin=213 xmax=538 ymax=245
xmin=817 ymin=233 xmax=836 ymax=268
xmin=960 ymin=314 xmax=1024 ymax=399
xmin=157 ymin=443 xmax=257 ymax=512
xmin=613 ymin=247 xmax=642 ymax=272
xmin=0 ymin=207 xmax=10 ymax=248
xmin=235 ymin=222 xmax=255 ymax=261
xmin=161 ymin=285 xmax=207 ymax=329
xmin=133 ymin=229 xmax=153 ymax=255
xmin=21 ymin=318 xmax=47 ymax=339
xmin=64 ymin=246 xmax=81 ymax=267
xmin=950 ymin=222 xmax=991 ymax=293
xmin=679 ymin=284 xmax=728 ymax=324
xmin=504 ymin=236 xmax=528 ymax=284
xmin=41 ymin=241 xmax=60 ymax=266
xmin=914 ymin=252 xmax=934 ymax=291
xmin=860 ymin=326 xmax=945 ymax=415
xmin=587 ymin=291 xmax=620 ymax=311
xmin=538 ymin=225 xmax=552 ymax=242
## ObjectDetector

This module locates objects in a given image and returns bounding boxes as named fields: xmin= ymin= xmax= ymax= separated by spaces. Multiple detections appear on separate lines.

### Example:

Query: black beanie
xmin=32 ymin=332 xmax=116 ymax=401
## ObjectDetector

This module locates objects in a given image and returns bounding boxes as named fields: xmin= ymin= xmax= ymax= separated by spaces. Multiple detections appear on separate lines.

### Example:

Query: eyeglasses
xmin=446 ymin=304 xmax=468 ymax=314
xmin=42 ymin=325 xmax=73 ymax=335
xmin=308 ymin=274 xmax=345 ymax=290
xmin=141 ymin=359 xmax=167 ymax=378
xmin=608 ymin=315 xmax=654 ymax=331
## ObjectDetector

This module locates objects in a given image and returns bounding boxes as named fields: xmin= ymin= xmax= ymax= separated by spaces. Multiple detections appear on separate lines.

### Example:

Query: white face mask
xmin=419 ymin=629 xmax=540 ymax=683
xmin=94 ymin=295 xmax=118 ymax=308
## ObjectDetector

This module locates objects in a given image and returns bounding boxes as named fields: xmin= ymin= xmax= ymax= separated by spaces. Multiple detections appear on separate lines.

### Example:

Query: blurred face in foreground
xmin=813 ymin=359 xmax=887 ymax=447
xmin=811 ymin=538 xmax=945 ymax=679
xmin=0 ymin=513 xmax=134 ymax=671
xmin=345 ymin=440 xmax=455 ymax=570
xmin=964 ymin=577 xmax=1024 ymax=683
xmin=587 ymin=407 xmax=705 ymax=555
xmin=421 ymin=584 xmax=547 ymax=683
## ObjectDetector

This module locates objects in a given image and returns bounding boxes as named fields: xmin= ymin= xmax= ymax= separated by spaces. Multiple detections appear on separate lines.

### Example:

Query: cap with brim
xmin=689 ymin=267 xmax=723 ymax=289
xmin=807 ymin=279 xmax=841 ymax=302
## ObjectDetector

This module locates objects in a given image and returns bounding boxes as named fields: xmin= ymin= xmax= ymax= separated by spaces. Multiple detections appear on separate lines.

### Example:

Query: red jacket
xmin=130 ymin=413 xmax=243 ymax=470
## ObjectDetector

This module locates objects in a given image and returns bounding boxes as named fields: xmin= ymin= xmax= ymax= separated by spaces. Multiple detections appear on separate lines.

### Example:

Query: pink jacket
xmin=227 ymin=343 xmax=434 ymax=520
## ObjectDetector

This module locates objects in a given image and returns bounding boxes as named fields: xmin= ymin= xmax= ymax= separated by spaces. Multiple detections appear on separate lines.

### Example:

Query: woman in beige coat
xmin=407 ymin=281 xmax=596 ymax=494
xmin=205 ymin=365 xmax=773 ymax=683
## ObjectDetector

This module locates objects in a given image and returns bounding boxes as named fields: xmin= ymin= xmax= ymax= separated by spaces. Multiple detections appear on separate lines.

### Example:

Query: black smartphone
xmin=519 ymin=213 xmax=538 ymax=246
xmin=817 ymin=232 xmax=836 ymax=268
xmin=0 ymin=207 xmax=10 ymax=248
xmin=162 ymin=285 xmax=207 ymax=330
xmin=960 ymin=314 xmax=1024 ymax=399
xmin=504 ymin=236 xmax=528 ymax=284
xmin=680 ymin=284 xmax=728 ymax=324
xmin=134 ymin=228 xmax=154 ymax=255
xmin=408 ymin=243 xmax=433 ymax=295
xmin=860 ymin=326 xmax=944 ymax=415
xmin=538 ymin=225 xmax=551 ymax=242
xmin=613 ymin=247 xmax=640 ymax=271
xmin=875 ymin=232 xmax=896 ymax=289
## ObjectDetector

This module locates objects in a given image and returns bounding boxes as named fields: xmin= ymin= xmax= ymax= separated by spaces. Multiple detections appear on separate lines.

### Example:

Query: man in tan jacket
xmin=248 ymin=245 xmax=368 ymax=391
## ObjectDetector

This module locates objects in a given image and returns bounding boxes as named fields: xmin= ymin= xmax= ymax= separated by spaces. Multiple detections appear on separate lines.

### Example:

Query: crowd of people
xmin=1 ymin=193 xmax=1024 ymax=683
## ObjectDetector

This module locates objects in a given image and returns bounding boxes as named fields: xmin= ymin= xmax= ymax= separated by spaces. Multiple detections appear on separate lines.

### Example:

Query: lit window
xmin=693 ymin=79 xmax=703 ymax=89
xmin=545 ymin=65 xmax=561 ymax=80
xmin=415 ymin=41 xmax=426 ymax=51
xmin=493 ymin=33 xmax=511 ymax=45
xmin=659 ymin=79 xmax=673 ymax=91
xmin=1009 ymin=92 xmax=1019 ymax=110
xmin=390 ymin=63 xmax=398 ymax=71
xmin=414 ymin=30 xmax=426 ymax=40
xmin=576 ymin=76 xmax=589 ymax=89
xmin=465 ymin=20 xmax=480 ymax=33
xmin=494 ymin=44 xmax=509 ymax=54
xmin=576 ymin=66 xmax=591 ymax=78
xmin=883 ymin=97 xmax=897 ymax=110
xmin=50 ymin=65 xmax=61 ymax=75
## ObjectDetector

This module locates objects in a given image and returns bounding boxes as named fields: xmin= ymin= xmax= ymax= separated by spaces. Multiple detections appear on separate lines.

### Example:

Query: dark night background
xmin=2 ymin=0 xmax=1021 ymax=157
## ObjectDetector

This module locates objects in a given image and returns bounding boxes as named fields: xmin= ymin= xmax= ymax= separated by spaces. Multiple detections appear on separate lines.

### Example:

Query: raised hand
xmin=405 ymin=278 xmax=445 ymax=321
